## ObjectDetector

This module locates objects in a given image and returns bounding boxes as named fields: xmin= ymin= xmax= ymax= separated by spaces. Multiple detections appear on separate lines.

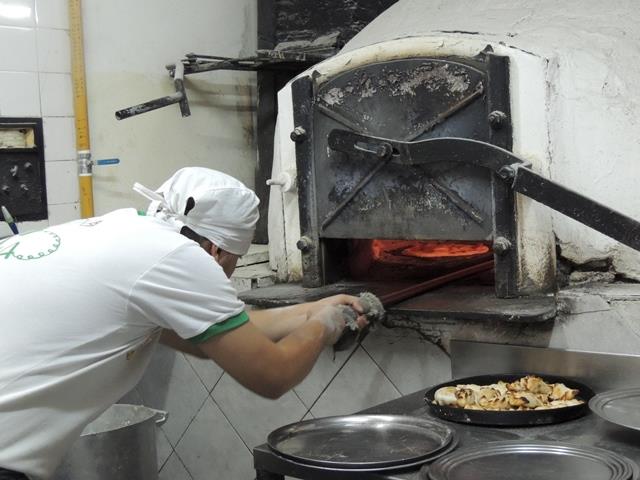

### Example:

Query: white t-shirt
xmin=0 ymin=209 xmax=246 ymax=479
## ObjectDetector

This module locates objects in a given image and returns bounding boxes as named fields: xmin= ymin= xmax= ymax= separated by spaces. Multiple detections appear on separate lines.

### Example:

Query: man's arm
xmin=160 ymin=329 xmax=209 ymax=358
xmin=196 ymin=312 xmax=335 ymax=399
xmin=248 ymin=294 xmax=365 ymax=341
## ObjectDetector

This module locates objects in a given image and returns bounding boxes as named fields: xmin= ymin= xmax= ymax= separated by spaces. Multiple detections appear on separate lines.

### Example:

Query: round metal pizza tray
xmin=267 ymin=414 xmax=456 ymax=470
xmin=422 ymin=441 xmax=639 ymax=480
xmin=590 ymin=388 xmax=640 ymax=432
xmin=424 ymin=373 xmax=594 ymax=427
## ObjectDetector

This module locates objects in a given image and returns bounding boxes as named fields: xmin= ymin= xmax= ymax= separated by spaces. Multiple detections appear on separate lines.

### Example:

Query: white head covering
xmin=133 ymin=167 xmax=260 ymax=255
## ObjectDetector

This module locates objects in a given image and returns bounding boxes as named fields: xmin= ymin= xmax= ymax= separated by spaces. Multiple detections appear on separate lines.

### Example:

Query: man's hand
xmin=308 ymin=305 xmax=348 ymax=346
xmin=312 ymin=294 xmax=368 ymax=329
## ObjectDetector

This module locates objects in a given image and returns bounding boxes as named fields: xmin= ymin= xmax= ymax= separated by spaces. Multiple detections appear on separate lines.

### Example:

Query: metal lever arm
xmin=115 ymin=61 xmax=191 ymax=120
xmin=328 ymin=129 xmax=640 ymax=252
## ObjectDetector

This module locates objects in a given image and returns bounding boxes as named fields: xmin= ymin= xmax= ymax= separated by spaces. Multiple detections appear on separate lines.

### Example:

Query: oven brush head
xmin=333 ymin=292 xmax=386 ymax=352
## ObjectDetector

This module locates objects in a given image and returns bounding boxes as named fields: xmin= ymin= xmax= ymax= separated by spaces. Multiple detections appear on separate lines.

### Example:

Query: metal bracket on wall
xmin=114 ymin=49 xmax=333 ymax=121
xmin=115 ymin=61 xmax=191 ymax=120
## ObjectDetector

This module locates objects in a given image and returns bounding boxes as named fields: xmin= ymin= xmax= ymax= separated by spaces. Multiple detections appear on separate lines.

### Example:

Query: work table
xmin=254 ymin=388 xmax=640 ymax=480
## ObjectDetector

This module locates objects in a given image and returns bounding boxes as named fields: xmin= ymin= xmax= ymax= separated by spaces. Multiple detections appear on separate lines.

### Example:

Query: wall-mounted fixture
xmin=0 ymin=118 xmax=47 ymax=221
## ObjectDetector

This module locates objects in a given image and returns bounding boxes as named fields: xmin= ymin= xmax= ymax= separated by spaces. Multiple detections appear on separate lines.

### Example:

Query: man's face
xmin=212 ymin=247 xmax=240 ymax=278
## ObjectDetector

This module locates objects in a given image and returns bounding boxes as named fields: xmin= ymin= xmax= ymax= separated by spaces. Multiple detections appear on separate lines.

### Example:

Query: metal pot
xmin=52 ymin=404 xmax=167 ymax=480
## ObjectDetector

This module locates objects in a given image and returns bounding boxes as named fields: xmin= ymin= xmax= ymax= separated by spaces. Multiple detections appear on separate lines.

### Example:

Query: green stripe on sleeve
xmin=188 ymin=311 xmax=249 ymax=344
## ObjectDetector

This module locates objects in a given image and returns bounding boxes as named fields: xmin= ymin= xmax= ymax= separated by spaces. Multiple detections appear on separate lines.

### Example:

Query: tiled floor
xmin=125 ymin=325 xmax=447 ymax=479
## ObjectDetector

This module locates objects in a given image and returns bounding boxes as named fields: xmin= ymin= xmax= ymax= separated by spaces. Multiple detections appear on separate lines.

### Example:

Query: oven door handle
xmin=328 ymin=129 xmax=640 ymax=252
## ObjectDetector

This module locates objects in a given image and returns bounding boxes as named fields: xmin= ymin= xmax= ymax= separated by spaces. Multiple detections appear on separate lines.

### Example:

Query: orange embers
xmin=349 ymin=239 xmax=492 ymax=281
xmin=370 ymin=239 xmax=490 ymax=260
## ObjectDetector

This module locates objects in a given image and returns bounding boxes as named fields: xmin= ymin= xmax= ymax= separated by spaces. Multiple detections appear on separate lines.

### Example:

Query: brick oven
xmin=249 ymin=2 xmax=640 ymax=323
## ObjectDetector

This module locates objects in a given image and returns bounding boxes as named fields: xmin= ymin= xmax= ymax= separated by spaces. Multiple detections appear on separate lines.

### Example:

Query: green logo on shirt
xmin=0 ymin=230 xmax=61 ymax=261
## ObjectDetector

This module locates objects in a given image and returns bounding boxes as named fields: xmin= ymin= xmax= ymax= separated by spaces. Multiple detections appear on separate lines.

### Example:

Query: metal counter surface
xmin=253 ymin=389 xmax=640 ymax=480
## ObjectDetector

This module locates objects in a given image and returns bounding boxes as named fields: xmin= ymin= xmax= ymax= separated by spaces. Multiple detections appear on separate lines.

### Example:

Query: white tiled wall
xmin=0 ymin=0 xmax=79 ymax=238
xmin=121 ymin=326 xmax=452 ymax=479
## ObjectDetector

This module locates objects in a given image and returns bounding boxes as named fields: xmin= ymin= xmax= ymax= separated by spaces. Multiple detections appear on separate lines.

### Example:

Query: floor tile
xmin=175 ymin=398 xmax=255 ymax=480
xmin=159 ymin=453 xmax=192 ymax=480
xmin=137 ymin=344 xmax=209 ymax=445
xmin=362 ymin=326 xmax=451 ymax=395
xmin=212 ymin=373 xmax=307 ymax=448
xmin=310 ymin=347 xmax=401 ymax=418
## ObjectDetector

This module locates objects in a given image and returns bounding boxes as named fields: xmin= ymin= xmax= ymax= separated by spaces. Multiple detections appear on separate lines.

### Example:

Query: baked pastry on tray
xmin=433 ymin=375 xmax=583 ymax=411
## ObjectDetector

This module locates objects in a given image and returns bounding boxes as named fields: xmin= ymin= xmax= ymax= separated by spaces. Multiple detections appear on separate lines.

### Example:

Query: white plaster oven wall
xmin=270 ymin=0 xmax=640 ymax=283
xmin=81 ymin=0 xmax=258 ymax=214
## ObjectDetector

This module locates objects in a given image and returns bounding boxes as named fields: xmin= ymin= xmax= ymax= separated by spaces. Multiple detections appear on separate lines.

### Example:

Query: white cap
xmin=134 ymin=167 xmax=260 ymax=255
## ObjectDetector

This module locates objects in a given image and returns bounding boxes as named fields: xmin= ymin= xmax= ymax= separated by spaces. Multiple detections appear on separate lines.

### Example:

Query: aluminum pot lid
xmin=425 ymin=441 xmax=638 ymax=480
xmin=590 ymin=388 xmax=640 ymax=432
xmin=268 ymin=414 xmax=455 ymax=469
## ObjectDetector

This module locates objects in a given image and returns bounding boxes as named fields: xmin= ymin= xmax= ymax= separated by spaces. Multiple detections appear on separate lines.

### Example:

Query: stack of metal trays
xmin=422 ymin=441 xmax=639 ymax=480
xmin=590 ymin=388 xmax=640 ymax=432
xmin=267 ymin=414 xmax=458 ymax=472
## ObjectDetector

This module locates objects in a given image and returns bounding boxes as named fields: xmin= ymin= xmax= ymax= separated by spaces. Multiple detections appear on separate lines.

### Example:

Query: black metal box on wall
xmin=0 ymin=118 xmax=47 ymax=222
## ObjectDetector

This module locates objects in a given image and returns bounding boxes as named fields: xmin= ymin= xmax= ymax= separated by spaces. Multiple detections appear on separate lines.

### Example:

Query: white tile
xmin=158 ymin=453 xmax=192 ymax=480
xmin=12 ymin=219 xmax=47 ymax=234
xmin=0 ymin=0 xmax=35 ymax=27
xmin=43 ymin=117 xmax=75 ymax=160
xmin=362 ymin=326 xmax=452 ymax=396
xmin=156 ymin=427 xmax=174 ymax=471
xmin=212 ymin=373 xmax=307 ymax=448
xmin=175 ymin=398 xmax=255 ymax=480
xmin=45 ymin=160 xmax=78 ymax=204
xmin=37 ymin=28 xmax=70 ymax=72
xmin=184 ymin=354 xmax=224 ymax=392
xmin=47 ymin=202 xmax=79 ymax=225
xmin=136 ymin=344 xmax=209 ymax=446
xmin=0 ymin=26 xmax=37 ymax=71
xmin=293 ymin=347 xmax=352 ymax=408
xmin=40 ymin=73 xmax=73 ymax=116
xmin=0 ymin=71 xmax=40 ymax=116
xmin=0 ymin=223 xmax=12 ymax=238
xmin=310 ymin=347 xmax=401 ymax=418
xmin=35 ymin=0 xmax=67 ymax=29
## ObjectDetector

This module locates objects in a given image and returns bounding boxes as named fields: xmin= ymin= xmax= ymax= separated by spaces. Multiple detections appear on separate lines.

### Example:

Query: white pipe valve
xmin=266 ymin=169 xmax=297 ymax=193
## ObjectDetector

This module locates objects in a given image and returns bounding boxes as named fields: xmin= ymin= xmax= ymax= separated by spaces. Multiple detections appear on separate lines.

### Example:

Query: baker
xmin=0 ymin=167 xmax=366 ymax=480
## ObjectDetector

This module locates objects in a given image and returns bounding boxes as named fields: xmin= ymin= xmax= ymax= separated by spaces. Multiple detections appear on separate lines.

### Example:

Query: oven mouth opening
xmin=347 ymin=239 xmax=494 ymax=282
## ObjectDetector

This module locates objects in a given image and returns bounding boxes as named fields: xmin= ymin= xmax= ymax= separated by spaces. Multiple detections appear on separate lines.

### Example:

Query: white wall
xmin=82 ymin=0 xmax=258 ymax=215
xmin=0 ymin=0 xmax=257 ymax=237
xmin=0 ymin=0 xmax=80 ymax=237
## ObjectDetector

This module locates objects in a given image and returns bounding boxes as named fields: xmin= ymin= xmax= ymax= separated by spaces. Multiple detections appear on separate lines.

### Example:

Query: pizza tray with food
xmin=424 ymin=374 xmax=595 ymax=426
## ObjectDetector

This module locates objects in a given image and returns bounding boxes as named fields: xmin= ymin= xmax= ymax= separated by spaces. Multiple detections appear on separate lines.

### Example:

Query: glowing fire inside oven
xmin=370 ymin=240 xmax=491 ymax=260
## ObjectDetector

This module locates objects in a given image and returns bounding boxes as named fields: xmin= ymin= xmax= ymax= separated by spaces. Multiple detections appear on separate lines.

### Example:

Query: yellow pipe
xmin=69 ymin=0 xmax=94 ymax=218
